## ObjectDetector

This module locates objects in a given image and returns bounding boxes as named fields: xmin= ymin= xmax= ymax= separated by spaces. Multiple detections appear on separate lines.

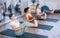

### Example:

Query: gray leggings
xmin=44 ymin=10 xmax=53 ymax=13
xmin=35 ymin=15 xmax=41 ymax=20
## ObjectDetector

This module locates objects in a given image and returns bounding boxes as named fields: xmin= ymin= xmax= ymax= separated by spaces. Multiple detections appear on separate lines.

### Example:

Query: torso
xmin=10 ymin=20 xmax=25 ymax=36
xmin=26 ymin=13 xmax=33 ymax=21
xmin=10 ymin=20 xmax=20 ymax=28
xmin=36 ymin=8 xmax=41 ymax=15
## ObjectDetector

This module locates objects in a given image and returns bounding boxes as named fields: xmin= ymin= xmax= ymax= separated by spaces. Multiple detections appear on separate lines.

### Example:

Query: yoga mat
xmin=31 ymin=24 xmax=53 ymax=31
xmin=35 ymin=16 xmax=58 ymax=22
xmin=0 ymin=29 xmax=48 ymax=38
xmin=18 ymin=32 xmax=48 ymax=38
xmin=0 ymin=29 xmax=16 ymax=37
xmin=44 ymin=18 xmax=59 ymax=22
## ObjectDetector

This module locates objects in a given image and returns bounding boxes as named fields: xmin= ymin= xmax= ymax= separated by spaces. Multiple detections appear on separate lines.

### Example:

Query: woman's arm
xmin=11 ymin=25 xmax=25 ymax=31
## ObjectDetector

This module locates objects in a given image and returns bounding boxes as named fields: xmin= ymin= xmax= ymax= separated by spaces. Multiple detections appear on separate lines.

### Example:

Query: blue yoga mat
xmin=36 ymin=17 xmax=59 ymax=22
xmin=31 ymin=24 xmax=53 ymax=31
xmin=44 ymin=18 xmax=59 ymax=22
xmin=0 ymin=29 xmax=48 ymax=38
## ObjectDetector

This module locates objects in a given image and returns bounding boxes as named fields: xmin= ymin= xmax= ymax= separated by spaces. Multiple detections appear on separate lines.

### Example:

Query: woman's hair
xmin=24 ymin=7 xmax=30 ymax=13
xmin=4 ymin=2 xmax=6 ymax=5
xmin=36 ymin=3 xmax=40 ymax=9
xmin=9 ymin=13 xmax=13 ymax=19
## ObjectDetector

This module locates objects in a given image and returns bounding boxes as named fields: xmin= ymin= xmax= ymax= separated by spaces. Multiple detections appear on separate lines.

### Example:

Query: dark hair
xmin=9 ymin=13 xmax=13 ymax=19
xmin=4 ymin=2 xmax=6 ymax=5
xmin=24 ymin=7 xmax=30 ymax=13
xmin=36 ymin=3 xmax=40 ymax=9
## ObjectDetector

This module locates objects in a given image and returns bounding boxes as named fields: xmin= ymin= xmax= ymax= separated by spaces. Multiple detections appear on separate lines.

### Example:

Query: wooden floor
xmin=0 ymin=12 xmax=60 ymax=38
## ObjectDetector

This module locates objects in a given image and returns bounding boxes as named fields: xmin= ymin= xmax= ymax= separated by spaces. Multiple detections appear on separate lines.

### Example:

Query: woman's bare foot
xmin=51 ymin=10 xmax=54 ymax=14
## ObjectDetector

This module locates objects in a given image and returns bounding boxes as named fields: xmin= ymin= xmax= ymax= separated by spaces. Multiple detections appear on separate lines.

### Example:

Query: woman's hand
xmin=21 ymin=25 xmax=26 ymax=29
xmin=42 ymin=12 xmax=45 ymax=14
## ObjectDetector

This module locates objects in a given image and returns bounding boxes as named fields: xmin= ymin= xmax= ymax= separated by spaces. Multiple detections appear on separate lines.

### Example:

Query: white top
xmin=36 ymin=8 xmax=41 ymax=15
xmin=10 ymin=20 xmax=20 ymax=28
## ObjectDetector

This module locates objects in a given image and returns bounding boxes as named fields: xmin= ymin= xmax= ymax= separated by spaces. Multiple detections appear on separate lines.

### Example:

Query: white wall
xmin=0 ymin=0 xmax=60 ymax=10
xmin=0 ymin=0 xmax=4 ymax=4
xmin=27 ymin=0 xmax=60 ymax=9
xmin=21 ymin=0 xmax=29 ymax=15
xmin=57 ymin=0 xmax=60 ymax=9
xmin=0 ymin=0 xmax=19 ymax=8
xmin=11 ymin=0 xmax=19 ymax=7
xmin=6 ymin=0 xmax=11 ymax=8
xmin=39 ymin=0 xmax=60 ymax=9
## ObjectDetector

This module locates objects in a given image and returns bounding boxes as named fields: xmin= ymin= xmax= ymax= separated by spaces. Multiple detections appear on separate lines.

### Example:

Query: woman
xmin=35 ymin=4 xmax=47 ymax=19
xmin=9 ymin=13 xmax=38 ymax=36
xmin=24 ymin=7 xmax=36 ymax=22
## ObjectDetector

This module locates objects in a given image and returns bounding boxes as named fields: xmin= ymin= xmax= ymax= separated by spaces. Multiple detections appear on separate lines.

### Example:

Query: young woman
xmin=24 ymin=7 xmax=33 ymax=22
xmin=35 ymin=4 xmax=47 ymax=19
xmin=9 ymin=13 xmax=38 ymax=36
xmin=24 ymin=7 xmax=37 ymax=23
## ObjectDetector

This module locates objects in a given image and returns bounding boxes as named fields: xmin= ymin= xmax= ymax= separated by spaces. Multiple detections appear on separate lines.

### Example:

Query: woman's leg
xmin=41 ymin=16 xmax=45 ymax=19
xmin=40 ymin=12 xmax=47 ymax=19
xmin=51 ymin=10 xmax=54 ymax=14
xmin=33 ymin=20 xmax=38 ymax=27
xmin=44 ymin=13 xmax=47 ymax=19
xmin=44 ymin=10 xmax=54 ymax=14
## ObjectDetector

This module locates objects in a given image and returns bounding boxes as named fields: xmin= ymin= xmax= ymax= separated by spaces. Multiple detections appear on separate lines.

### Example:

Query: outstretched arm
xmin=11 ymin=25 xmax=26 ymax=31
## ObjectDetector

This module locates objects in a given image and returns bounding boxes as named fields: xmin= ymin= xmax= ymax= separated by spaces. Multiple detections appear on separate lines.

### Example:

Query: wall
xmin=39 ymin=0 xmax=60 ymax=9
xmin=0 ymin=0 xmax=60 ymax=10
